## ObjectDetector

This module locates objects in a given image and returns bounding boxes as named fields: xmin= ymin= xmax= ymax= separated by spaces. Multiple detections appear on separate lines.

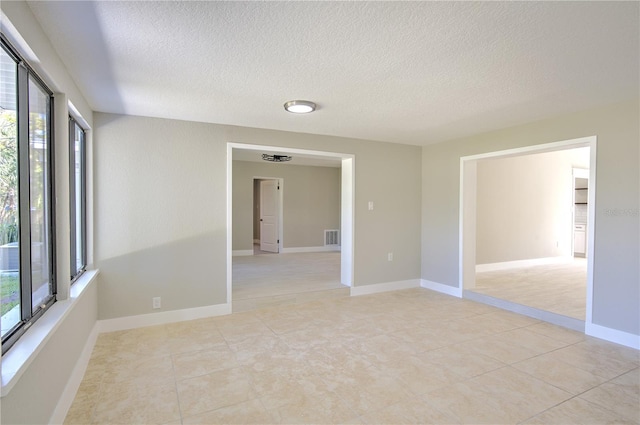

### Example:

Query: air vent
xmin=324 ymin=229 xmax=340 ymax=246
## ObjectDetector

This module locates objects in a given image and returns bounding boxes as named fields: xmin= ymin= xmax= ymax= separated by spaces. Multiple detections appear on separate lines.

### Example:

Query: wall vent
xmin=324 ymin=229 xmax=340 ymax=246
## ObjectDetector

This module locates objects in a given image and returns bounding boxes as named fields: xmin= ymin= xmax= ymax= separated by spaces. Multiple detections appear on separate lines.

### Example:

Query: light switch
xmin=368 ymin=201 xmax=374 ymax=211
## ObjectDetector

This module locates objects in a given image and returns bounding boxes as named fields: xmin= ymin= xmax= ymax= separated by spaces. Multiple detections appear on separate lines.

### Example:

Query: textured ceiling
xmin=27 ymin=1 xmax=639 ymax=146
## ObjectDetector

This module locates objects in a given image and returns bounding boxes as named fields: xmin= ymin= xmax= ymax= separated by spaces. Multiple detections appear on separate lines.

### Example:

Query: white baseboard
xmin=350 ymin=279 xmax=420 ymax=296
xmin=463 ymin=290 xmax=584 ymax=332
xmin=586 ymin=322 xmax=640 ymax=350
xmin=420 ymin=279 xmax=463 ymax=298
xmin=232 ymin=250 xmax=253 ymax=256
xmin=97 ymin=303 xmax=231 ymax=333
xmin=50 ymin=323 xmax=99 ymax=425
xmin=282 ymin=246 xmax=341 ymax=253
xmin=475 ymin=256 xmax=572 ymax=273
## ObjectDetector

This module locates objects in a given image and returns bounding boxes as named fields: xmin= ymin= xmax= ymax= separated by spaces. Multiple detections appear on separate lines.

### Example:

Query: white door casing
xmin=459 ymin=136 xmax=596 ymax=329
xmin=260 ymin=179 xmax=279 ymax=253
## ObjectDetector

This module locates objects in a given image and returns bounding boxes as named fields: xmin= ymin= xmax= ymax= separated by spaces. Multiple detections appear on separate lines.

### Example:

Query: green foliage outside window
xmin=0 ymin=110 xmax=18 ymax=246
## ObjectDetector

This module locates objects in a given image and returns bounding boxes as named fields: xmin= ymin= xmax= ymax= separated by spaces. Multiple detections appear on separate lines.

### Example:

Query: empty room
xmin=231 ymin=149 xmax=349 ymax=312
xmin=0 ymin=1 xmax=638 ymax=424
xmin=468 ymin=146 xmax=592 ymax=326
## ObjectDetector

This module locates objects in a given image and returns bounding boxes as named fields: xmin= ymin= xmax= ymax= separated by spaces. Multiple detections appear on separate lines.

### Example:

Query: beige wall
xmin=93 ymin=115 xmax=229 ymax=319
xmin=94 ymin=113 xmax=422 ymax=319
xmin=233 ymin=160 xmax=340 ymax=250
xmin=476 ymin=147 xmax=590 ymax=264
xmin=422 ymin=99 xmax=639 ymax=336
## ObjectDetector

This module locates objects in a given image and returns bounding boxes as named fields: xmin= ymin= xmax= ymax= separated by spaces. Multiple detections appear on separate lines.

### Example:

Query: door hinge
xmin=277 ymin=239 xmax=280 ymax=243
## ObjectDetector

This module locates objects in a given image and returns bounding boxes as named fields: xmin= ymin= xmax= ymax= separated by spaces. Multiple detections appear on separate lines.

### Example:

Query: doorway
xmin=253 ymin=178 xmax=282 ymax=254
xmin=227 ymin=143 xmax=355 ymax=310
xmin=460 ymin=136 xmax=596 ymax=331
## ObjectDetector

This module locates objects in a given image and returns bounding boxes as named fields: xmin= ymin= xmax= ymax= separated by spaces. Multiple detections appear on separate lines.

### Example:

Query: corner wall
xmin=476 ymin=147 xmax=590 ymax=264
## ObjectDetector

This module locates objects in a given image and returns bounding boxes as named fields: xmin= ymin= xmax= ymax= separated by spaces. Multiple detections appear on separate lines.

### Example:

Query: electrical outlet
xmin=388 ymin=252 xmax=393 ymax=261
xmin=152 ymin=297 xmax=161 ymax=309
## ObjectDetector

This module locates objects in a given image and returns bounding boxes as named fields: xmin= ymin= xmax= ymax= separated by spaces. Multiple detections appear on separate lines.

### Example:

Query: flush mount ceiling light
xmin=262 ymin=154 xmax=292 ymax=162
xmin=284 ymin=100 xmax=316 ymax=114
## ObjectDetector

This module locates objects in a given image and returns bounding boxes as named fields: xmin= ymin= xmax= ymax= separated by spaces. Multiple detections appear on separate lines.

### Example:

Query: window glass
xmin=0 ymin=46 xmax=20 ymax=336
xmin=74 ymin=125 xmax=83 ymax=269
xmin=29 ymin=77 xmax=53 ymax=311
xmin=1 ymin=36 xmax=55 ymax=352
xmin=70 ymin=118 xmax=86 ymax=278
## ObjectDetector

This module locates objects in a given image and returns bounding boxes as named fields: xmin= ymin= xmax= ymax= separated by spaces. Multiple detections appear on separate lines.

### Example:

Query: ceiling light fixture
xmin=284 ymin=100 xmax=316 ymax=114
xmin=262 ymin=154 xmax=292 ymax=162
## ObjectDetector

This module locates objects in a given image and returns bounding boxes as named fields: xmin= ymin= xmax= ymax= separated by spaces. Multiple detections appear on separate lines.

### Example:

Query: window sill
xmin=1 ymin=269 xmax=99 ymax=396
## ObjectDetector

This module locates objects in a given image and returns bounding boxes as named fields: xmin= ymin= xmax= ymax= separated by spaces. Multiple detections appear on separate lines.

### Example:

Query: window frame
xmin=69 ymin=116 xmax=86 ymax=282
xmin=1 ymin=35 xmax=57 ymax=353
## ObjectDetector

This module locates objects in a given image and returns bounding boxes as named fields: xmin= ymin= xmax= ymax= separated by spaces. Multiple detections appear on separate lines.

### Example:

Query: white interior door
xmin=260 ymin=180 xmax=279 ymax=252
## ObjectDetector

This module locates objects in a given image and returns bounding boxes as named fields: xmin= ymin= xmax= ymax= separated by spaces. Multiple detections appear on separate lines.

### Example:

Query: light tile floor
xmin=232 ymin=251 xmax=349 ymax=312
xmin=65 ymin=288 xmax=639 ymax=424
xmin=473 ymin=258 xmax=587 ymax=320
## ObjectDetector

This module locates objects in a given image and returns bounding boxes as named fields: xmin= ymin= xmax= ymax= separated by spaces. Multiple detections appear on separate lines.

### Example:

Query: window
xmin=69 ymin=117 xmax=86 ymax=280
xmin=1 ymin=36 xmax=56 ymax=353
